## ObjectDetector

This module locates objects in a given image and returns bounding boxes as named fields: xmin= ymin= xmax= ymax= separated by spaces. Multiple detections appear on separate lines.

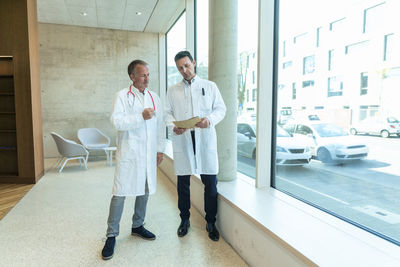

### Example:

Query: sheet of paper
xmin=173 ymin=116 xmax=201 ymax=129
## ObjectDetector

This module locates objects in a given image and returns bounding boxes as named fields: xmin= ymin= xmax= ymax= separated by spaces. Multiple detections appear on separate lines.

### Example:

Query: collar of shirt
xmin=181 ymin=77 xmax=195 ymax=118
xmin=182 ymin=75 xmax=197 ymax=86
xmin=132 ymin=86 xmax=146 ymax=104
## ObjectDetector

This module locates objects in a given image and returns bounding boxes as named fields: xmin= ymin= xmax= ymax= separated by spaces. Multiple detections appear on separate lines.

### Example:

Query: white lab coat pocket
xmin=199 ymin=95 xmax=212 ymax=115
xmin=201 ymin=128 xmax=217 ymax=151
xmin=171 ymin=133 xmax=185 ymax=152
xmin=119 ymin=138 xmax=137 ymax=160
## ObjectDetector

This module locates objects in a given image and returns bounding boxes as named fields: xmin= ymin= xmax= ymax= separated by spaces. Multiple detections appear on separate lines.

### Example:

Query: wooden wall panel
xmin=27 ymin=0 xmax=44 ymax=178
xmin=0 ymin=0 xmax=44 ymax=183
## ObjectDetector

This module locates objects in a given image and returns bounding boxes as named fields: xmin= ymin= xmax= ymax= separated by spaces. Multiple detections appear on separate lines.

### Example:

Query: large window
xmin=166 ymin=12 xmax=186 ymax=139
xmin=195 ymin=0 xmax=208 ymax=79
xmin=275 ymin=0 xmax=400 ymax=246
xmin=166 ymin=12 xmax=186 ymax=89
xmin=237 ymin=0 xmax=258 ymax=179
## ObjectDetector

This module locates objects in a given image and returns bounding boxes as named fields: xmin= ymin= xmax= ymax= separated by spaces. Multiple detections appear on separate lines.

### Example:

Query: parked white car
xmin=237 ymin=122 xmax=311 ymax=166
xmin=350 ymin=116 xmax=400 ymax=138
xmin=284 ymin=122 xmax=369 ymax=163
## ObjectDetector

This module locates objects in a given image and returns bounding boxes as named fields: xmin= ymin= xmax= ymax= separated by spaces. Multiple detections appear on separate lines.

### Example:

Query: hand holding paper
xmin=173 ymin=116 xmax=201 ymax=129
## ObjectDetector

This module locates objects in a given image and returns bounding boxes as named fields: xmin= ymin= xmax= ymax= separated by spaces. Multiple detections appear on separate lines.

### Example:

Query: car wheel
xmin=350 ymin=128 xmax=357 ymax=135
xmin=381 ymin=130 xmax=389 ymax=138
xmin=252 ymin=149 xmax=256 ymax=160
xmin=317 ymin=148 xmax=332 ymax=163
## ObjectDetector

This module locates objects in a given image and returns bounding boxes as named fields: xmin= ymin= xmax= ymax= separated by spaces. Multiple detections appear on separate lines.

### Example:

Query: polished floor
xmin=0 ymin=158 xmax=247 ymax=266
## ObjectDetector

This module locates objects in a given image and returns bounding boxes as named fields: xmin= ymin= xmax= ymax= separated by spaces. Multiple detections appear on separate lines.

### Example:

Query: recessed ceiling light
xmin=80 ymin=12 xmax=87 ymax=16
xmin=136 ymin=11 xmax=142 ymax=15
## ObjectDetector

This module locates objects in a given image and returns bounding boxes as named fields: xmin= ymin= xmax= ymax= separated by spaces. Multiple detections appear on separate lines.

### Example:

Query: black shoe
xmin=206 ymin=223 xmax=220 ymax=241
xmin=131 ymin=225 xmax=156 ymax=240
xmin=177 ymin=219 xmax=190 ymax=237
xmin=101 ymin=237 xmax=115 ymax=260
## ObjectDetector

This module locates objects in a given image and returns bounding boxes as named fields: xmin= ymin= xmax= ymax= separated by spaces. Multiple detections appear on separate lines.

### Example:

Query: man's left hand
xmin=157 ymin=152 xmax=164 ymax=166
xmin=195 ymin=117 xmax=210 ymax=128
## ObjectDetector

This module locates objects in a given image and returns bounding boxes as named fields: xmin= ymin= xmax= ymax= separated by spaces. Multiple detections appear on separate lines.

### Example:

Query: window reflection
xmin=236 ymin=0 xmax=258 ymax=179
xmin=275 ymin=0 xmax=400 ymax=246
xmin=166 ymin=12 xmax=186 ymax=139
xmin=166 ymin=12 xmax=186 ymax=89
xmin=195 ymin=0 xmax=208 ymax=79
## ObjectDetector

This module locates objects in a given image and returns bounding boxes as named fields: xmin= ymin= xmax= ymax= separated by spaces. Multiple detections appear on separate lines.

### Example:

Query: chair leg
xmin=79 ymin=158 xmax=82 ymax=167
xmin=56 ymin=157 xmax=65 ymax=169
xmin=83 ymin=156 xmax=88 ymax=170
xmin=59 ymin=158 xmax=70 ymax=173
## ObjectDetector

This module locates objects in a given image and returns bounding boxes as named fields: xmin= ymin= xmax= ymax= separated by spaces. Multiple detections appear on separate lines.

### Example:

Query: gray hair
xmin=127 ymin=59 xmax=149 ymax=76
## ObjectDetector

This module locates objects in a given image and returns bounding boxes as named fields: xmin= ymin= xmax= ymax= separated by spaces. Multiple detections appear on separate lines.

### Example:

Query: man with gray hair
xmin=101 ymin=59 xmax=165 ymax=260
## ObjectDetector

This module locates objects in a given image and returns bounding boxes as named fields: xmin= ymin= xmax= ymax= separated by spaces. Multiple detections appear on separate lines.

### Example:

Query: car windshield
xmin=312 ymin=123 xmax=348 ymax=137
xmin=250 ymin=124 xmax=256 ymax=133
xmin=387 ymin=117 xmax=399 ymax=123
xmin=277 ymin=126 xmax=291 ymax=137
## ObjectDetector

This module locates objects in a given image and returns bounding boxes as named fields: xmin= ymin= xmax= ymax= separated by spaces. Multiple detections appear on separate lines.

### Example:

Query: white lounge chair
xmin=77 ymin=128 xmax=110 ymax=157
xmin=51 ymin=132 xmax=89 ymax=173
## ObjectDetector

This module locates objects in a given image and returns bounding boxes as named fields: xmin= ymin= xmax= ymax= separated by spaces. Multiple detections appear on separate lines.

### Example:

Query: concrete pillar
xmin=209 ymin=0 xmax=238 ymax=181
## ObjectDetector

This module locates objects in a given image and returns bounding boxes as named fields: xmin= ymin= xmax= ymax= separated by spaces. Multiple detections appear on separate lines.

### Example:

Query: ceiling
xmin=37 ymin=0 xmax=185 ymax=33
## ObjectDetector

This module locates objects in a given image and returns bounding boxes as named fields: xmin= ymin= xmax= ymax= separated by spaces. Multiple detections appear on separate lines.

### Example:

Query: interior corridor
xmin=0 ymin=159 xmax=247 ymax=266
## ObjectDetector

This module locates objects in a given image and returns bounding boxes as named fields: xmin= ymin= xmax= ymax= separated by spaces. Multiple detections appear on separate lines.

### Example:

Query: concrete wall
xmin=39 ymin=23 xmax=159 ymax=157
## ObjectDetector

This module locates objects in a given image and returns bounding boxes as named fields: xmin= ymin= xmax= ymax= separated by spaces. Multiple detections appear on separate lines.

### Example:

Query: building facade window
xmin=384 ymin=33 xmax=394 ymax=61
xmin=363 ymin=2 xmax=385 ymax=33
xmin=302 ymin=80 xmax=314 ymax=88
xmin=329 ymin=17 xmax=346 ymax=32
xmin=316 ymin=27 xmax=322 ymax=47
xmin=282 ymin=61 xmax=292 ymax=69
xmin=360 ymin=72 xmax=368 ymax=95
xmin=345 ymin=40 xmax=369 ymax=55
xmin=293 ymin=32 xmax=307 ymax=44
xmin=303 ymin=55 xmax=315 ymax=75
xmin=252 ymin=88 xmax=257 ymax=101
xmin=327 ymin=76 xmax=343 ymax=97
xmin=292 ymin=82 xmax=296 ymax=100
xmin=282 ymin=40 xmax=287 ymax=57
xmin=328 ymin=49 xmax=334 ymax=71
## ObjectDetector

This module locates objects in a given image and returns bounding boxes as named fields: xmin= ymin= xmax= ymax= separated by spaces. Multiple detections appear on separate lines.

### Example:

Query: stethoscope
xmin=127 ymin=84 xmax=155 ymax=111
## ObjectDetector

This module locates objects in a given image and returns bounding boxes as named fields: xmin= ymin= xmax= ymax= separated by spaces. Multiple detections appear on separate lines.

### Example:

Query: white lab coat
xmin=165 ymin=76 xmax=226 ymax=175
xmin=111 ymin=86 xmax=165 ymax=196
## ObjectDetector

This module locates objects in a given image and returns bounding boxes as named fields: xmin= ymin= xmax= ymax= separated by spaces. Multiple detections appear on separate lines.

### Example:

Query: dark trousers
xmin=177 ymin=131 xmax=218 ymax=223
xmin=177 ymin=174 xmax=218 ymax=223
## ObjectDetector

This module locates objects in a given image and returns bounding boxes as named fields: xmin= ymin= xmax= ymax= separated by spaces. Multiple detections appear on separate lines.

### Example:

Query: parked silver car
xmin=284 ymin=122 xmax=369 ymax=163
xmin=237 ymin=122 xmax=311 ymax=165
xmin=350 ymin=116 xmax=400 ymax=138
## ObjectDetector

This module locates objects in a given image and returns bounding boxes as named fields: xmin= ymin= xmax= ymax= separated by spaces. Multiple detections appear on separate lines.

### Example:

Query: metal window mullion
xmin=255 ymin=0 xmax=276 ymax=188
